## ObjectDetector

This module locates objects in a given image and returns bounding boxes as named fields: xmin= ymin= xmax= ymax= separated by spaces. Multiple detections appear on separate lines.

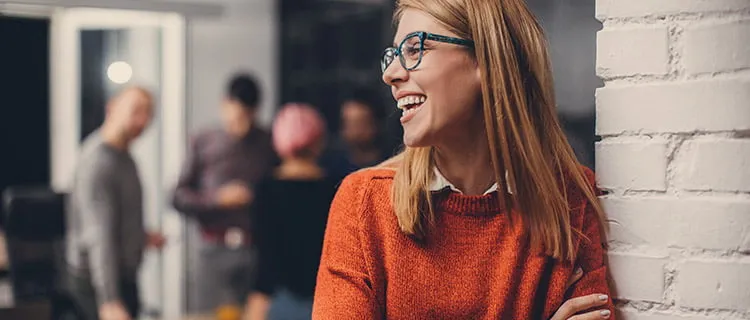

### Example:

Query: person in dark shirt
xmin=320 ymin=88 xmax=390 ymax=180
xmin=245 ymin=103 xmax=337 ymax=320
xmin=171 ymin=73 xmax=278 ymax=312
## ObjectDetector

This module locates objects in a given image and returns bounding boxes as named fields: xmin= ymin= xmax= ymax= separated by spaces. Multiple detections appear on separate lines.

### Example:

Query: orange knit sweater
xmin=313 ymin=168 xmax=614 ymax=319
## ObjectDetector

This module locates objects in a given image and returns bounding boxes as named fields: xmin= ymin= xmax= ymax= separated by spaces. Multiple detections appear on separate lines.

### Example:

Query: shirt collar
xmin=430 ymin=167 xmax=511 ymax=195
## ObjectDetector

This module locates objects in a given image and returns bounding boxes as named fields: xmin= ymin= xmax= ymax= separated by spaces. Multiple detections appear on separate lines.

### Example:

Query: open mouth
xmin=397 ymin=95 xmax=426 ymax=118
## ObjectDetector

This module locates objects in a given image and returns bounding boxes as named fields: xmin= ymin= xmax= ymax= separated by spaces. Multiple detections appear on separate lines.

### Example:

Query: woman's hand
xmin=549 ymin=267 xmax=612 ymax=320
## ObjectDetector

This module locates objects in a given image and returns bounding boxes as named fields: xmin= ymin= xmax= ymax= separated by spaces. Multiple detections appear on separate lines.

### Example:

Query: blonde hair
xmin=384 ymin=0 xmax=605 ymax=262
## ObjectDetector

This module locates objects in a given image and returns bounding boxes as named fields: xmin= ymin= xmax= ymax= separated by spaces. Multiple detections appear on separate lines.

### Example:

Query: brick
xmin=597 ymin=26 xmax=670 ymax=78
xmin=605 ymin=197 xmax=750 ymax=251
xmin=603 ymin=197 xmax=673 ymax=246
xmin=674 ymin=140 xmax=750 ymax=192
xmin=596 ymin=140 xmax=668 ymax=191
xmin=596 ymin=0 xmax=750 ymax=20
xmin=677 ymin=259 xmax=750 ymax=310
xmin=671 ymin=199 xmax=750 ymax=252
xmin=596 ymin=79 xmax=750 ymax=135
xmin=608 ymin=252 xmax=668 ymax=302
xmin=684 ymin=21 xmax=750 ymax=74
xmin=618 ymin=310 xmax=718 ymax=320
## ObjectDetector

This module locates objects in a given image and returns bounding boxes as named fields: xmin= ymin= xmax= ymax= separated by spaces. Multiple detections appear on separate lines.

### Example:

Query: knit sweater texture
xmin=313 ymin=167 xmax=614 ymax=319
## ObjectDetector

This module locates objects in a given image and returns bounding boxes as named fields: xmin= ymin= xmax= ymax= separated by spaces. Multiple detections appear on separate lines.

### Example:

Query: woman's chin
xmin=402 ymin=130 xmax=431 ymax=148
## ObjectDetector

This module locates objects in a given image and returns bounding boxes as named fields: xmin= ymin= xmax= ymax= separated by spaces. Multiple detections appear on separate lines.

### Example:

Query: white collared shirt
xmin=429 ymin=167 xmax=509 ymax=195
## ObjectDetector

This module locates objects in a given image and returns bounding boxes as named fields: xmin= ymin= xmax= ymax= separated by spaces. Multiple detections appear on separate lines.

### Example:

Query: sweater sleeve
xmin=77 ymin=159 xmax=120 ymax=305
xmin=566 ymin=171 xmax=616 ymax=319
xmin=313 ymin=173 xmax=381 ymax=320
xmin=171 ymin=134 xmax=219 ymax=219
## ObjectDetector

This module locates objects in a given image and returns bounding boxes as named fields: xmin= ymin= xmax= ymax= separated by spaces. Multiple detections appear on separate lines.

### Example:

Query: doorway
xmin=0 ymin=16 xmax=50 ymax=226
xmin=50 ymin=8 xmax=187 ymax=318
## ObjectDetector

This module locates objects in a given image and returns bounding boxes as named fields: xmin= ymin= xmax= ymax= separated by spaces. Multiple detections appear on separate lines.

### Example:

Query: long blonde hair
xmin=385 ymin=0 xmax=605 ymax=262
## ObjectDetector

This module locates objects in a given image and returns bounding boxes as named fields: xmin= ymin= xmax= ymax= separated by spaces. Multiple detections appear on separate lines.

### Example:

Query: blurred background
xmin=0 ymin=0 xmax=600 ymax=319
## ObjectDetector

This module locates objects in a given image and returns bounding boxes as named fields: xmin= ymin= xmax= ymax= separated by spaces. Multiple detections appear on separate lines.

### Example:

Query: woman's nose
xmin=382 ymin=59 xmax=408 ymax=85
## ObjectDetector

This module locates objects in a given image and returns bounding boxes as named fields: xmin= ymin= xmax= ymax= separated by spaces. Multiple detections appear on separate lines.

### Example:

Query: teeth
xmin=401 ymin=103 xmax=422 ymax=117
xmin=397 ymin=95 xmax=426 ymax=109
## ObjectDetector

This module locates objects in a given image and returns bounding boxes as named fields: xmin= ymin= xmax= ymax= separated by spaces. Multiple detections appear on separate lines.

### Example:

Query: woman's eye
xmin=404 ymin=45 xmax=420 ymax=57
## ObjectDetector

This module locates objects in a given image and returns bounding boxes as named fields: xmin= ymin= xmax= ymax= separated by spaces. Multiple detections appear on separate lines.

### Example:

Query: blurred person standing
xmin=245 ymin=103 xmax=338 ymax=320
xmin=64 ymin=87 xmax=166 ymax=320
xmin=172 ymin=73 xmax=278 ymax=313
xmin=320 ymin=88 xmax=388 ymax=180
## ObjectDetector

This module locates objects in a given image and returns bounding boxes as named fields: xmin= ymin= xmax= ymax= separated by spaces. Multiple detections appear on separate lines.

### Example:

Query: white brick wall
xmin=604 ymin=197 xmax=673 ymax=246
xmin=608 ymin=252 xmax=669 ymax=302
xmin=596 ymin=80 xmax=750 ymax=135
xmin=596 ymin=0 xmax=750 ymax=318
xmin=605 ymin=196 xmax=750 ymax=251
xmin=677 ymin=259 xmax=750 ymax=310
xmin=596 ymin=0 xmax=750 ymax=19
xmin=670 ymin=199 xmax=750 ymax=252
xmin=674 ymin=140 xmax=750 ymax=192
xmin=596 ymin=139 xmax=668 ymax=191
xmin=597 ymin=26 xmax=670 ymax=77
xmin=618 ymin=310 xmax=730 ymax=320
xmin=683 ymin=21 xmax=750 ymax=75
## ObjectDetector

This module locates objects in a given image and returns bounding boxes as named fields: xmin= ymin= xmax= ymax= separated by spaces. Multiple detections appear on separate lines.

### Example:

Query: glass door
xmin=50 ymin=7 xmax=186 ymax=319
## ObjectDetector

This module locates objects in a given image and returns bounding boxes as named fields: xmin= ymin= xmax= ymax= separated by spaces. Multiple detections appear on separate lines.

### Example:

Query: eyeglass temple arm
xmin=426 ymin=34 xmax=474 ymax=47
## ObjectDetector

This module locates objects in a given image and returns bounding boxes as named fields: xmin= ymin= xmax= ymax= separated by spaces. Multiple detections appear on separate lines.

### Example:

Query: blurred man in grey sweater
xmin=64 ymin=87 xmax=165 ymax=320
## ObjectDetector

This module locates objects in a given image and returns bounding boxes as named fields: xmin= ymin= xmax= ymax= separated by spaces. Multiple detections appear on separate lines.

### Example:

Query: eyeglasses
xmin=381 ymin=31 xmax=474 ymax=73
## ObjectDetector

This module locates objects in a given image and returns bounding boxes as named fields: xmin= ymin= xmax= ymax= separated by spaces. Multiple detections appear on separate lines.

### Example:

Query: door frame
xmin=49 ymin=7 xmax=187 ymax=319
xmin=0 ymin=0 xmax=222 ymax=17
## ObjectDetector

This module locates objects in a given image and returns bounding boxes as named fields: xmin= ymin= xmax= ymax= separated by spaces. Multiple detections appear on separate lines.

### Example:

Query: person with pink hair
xmin=244 ymin=103 xmax=339 ymax=320
xmin=271 ymin=103 xmax=326 ymax=160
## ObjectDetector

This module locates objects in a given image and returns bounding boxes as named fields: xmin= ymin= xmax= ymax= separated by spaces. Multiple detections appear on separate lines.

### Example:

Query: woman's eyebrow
xmin=392 ymin=36 xmax=404 ymax=47
xmin=392 ymin=32 xmax=411 ymax=47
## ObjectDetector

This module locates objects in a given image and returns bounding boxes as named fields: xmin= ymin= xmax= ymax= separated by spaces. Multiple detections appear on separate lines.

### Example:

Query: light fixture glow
xmin=107 ymin=61 xmax=133 ymax=84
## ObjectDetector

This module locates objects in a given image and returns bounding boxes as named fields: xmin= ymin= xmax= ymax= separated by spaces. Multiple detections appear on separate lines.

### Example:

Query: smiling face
xmin=382 ymin=9 xmax=483 ymax=148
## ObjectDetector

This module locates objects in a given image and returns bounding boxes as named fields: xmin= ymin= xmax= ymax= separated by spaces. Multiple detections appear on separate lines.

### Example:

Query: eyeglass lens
xmin=381 ymin=33 xmax=423 ymax=73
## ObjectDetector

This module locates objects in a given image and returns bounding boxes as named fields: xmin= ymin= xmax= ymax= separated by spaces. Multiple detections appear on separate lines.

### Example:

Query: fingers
xmin=568 ymin=309 xmax=612 ymax=320
xmin=553 ymin=294 xmax=609 ymax=320
xmin=565 ymin=267 xmax=584 ymax=290
xmin=99 ymin=302 xmax=131 ymax=320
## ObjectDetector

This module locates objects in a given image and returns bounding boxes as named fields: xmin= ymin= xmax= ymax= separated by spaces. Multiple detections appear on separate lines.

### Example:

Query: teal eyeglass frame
xmin=381 ymin=31 xmax=475 ymax=73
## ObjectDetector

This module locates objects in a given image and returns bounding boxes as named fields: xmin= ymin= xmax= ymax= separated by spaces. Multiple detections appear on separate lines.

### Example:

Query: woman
xmin=313 ymin=1 xmax=615 ymax=319
xmin=245 ymin=103 xmax=338 ymax=320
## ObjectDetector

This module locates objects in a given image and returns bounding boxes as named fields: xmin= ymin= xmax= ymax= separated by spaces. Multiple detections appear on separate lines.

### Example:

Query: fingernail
xmin=598 ymin=294 xmax=608 ymax=301
xmin=576 ymin=268 xmax=583 ymax=274
xmin=600 ymin=309 xmax=611 ymax=317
